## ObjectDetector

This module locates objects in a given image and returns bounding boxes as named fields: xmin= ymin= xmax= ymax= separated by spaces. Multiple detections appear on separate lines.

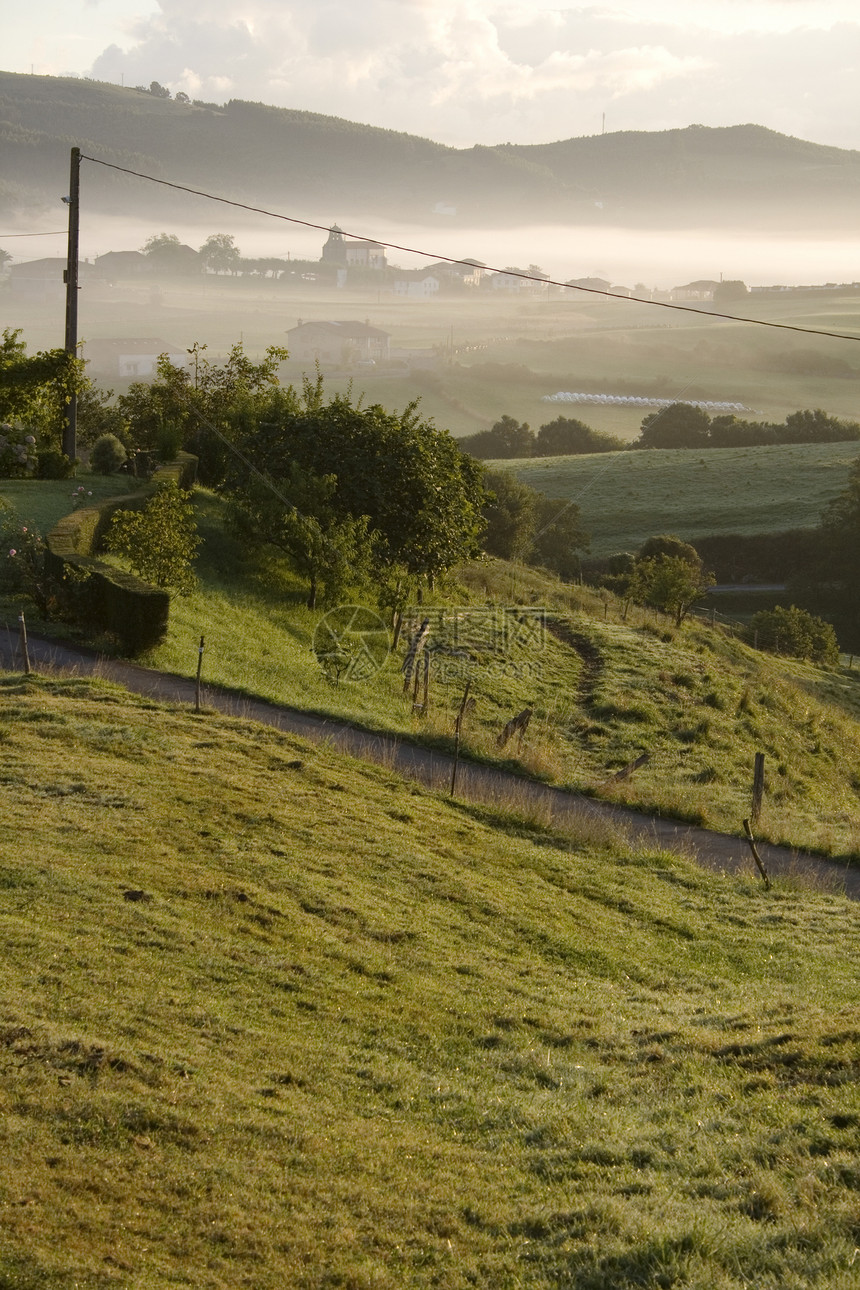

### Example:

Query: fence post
xmin=195 ymin=634 xmax=205 ymax=713
xmin=743 ymin=818 xmax=771 ymax=889
xmin=751 ymin=751 xmax=765 ymax=825
xmin=18 ymin=612 xmax=31 ymax=675
xmin=450 ymin=682 xmax=472 ymax=798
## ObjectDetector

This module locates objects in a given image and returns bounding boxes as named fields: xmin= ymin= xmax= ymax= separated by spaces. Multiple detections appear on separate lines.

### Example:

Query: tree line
xmin=463 ymin=404 xmax=860 ymax=461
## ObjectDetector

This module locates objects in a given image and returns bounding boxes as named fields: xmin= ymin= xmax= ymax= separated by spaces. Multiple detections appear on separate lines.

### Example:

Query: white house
xmin=84 ymin=338 xmax=189 ymax=381
xmin=393 ymin=273 xmax=440 ymax=299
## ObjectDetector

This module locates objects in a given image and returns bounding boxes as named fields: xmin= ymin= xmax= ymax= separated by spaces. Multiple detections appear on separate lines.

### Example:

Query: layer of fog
xmin=6 ymin=212 xmax=860 ymax=289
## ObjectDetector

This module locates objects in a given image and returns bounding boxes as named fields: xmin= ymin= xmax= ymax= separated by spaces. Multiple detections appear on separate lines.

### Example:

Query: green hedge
xmin=45 ymin=454 xmax=197 ymax=654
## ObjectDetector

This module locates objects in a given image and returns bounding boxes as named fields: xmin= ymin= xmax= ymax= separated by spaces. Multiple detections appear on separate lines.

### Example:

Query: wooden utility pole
xmin=63 ymin=146 xmax=81 ymax=462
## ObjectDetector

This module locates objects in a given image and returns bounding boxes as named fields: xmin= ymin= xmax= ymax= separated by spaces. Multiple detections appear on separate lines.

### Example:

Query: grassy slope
xmin=0 ymin=673 xmax=859 ymax=1289
xmin=489 ymin=442 xmax=858 ymax=555
xmin=4 ymin=485 xmax=859 ymax=857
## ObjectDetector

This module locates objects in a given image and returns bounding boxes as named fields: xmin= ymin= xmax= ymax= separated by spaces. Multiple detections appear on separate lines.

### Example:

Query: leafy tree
xmin=200 ymin=233 xmax=241 ymax=274
xmin=0 ymin=249 xmax=11 ymax=271
xmin=713 ymin=280 xmax=748 ymax=306
xmin=106 ymin=483 xmax=200 ymax=593
xmin=0 ymin=328 xmax=80 ymax=450
xmin=459 ymin=415 xmax=534 ymax=459
xmin=481 ymin=471 xmax=537 ymax=560
xmin=750 ymin=605 xmax=839 ymax=666
xmin=140 ymin=233 xmax=200 ymax=275
xmin=228 ymin=463 xmax=375 ymax=609
xmin=782 ymin=408 xmax=860 ymax=444
xmin=708 ymin=415 xmax=778 ymax=448
xmin=148 ymin=81 xmax=171 ymax=99
xmin=530 ymin=496 xmax=589 ymax=580
xmin=229 ymin=383 xmax=485 ymax=589
xmin=628 ymin=555 xmax=714 ymax=626
xmin=535 ymin=417 xmax=625 ymax=456
xmin=637 ymin=534 xmax=701 ymax=566
xmin=638 ymin=403 xmax=711 ymax=449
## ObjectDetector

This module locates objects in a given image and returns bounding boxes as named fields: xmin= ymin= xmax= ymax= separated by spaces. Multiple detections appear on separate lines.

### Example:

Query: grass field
xmin=0 ymin=672 xmax=858 ymax=1288
xmin=489 ymin=441 xmax=859 ymax=556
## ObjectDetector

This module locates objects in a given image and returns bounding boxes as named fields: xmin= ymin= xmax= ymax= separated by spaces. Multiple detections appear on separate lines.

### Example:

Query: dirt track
xmin=3 ymin=628 xmax=858 ymax=900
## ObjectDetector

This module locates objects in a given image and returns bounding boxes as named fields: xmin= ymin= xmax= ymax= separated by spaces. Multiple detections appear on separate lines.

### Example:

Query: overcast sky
xmin=5 ymin=1 xmax=860 ymax=150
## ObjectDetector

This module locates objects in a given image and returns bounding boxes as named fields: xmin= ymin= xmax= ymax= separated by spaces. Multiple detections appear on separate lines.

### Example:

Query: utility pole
xmin=63 ymin=146 xmax=81 ymax=462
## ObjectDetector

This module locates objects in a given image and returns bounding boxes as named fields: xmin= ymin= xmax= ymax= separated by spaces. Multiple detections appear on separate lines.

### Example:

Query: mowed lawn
xmin=490 ymin=441 xmax=859 ymax=555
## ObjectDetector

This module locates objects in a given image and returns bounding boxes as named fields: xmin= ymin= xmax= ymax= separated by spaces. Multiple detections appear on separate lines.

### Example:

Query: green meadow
xmin=0 ymin=672 xmax=858 ymax=1289
xmin=489 ymin=442 xmax=858 ymax=556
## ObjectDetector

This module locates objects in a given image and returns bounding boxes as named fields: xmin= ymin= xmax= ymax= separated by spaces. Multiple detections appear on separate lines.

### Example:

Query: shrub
xmin=91 ymin=433 xmax=128 ymax=475
xmin=0 ymin=502 xmax=49 ymax=612
xmin=36 ymin=449 xmax=75 ymax=480
xmin=105 ymin=482 xmax=199 ymax=593
xmin=0 ymin=424 xmax=37 ymax=478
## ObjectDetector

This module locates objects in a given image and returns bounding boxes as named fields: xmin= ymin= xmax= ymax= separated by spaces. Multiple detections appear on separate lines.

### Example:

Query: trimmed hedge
xmin=46 ymin=453 xmax=197 ymax=654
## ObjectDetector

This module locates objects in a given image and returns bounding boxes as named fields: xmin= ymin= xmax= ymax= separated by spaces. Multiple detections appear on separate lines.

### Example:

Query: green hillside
xmin=490 ymin=442 xmax=859 ymax=555
xmin=4 ymin=72 xmax=860 ymax=228
xmin=0 ymin=672 xmax=858 ymax=1288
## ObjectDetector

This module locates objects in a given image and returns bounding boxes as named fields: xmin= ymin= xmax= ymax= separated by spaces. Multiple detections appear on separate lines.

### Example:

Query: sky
xmin=4 ymin=0 xmax=860 ymax=150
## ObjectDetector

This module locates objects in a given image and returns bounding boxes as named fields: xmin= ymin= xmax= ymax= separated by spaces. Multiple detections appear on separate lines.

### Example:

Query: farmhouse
xmin=393 ymin=272 xmax=440 ymax=299
xmin=286 ymin=321 xmax=391 ymax=365
xmin=9 ymin=257 xmax=95 ymax=302
xmin=84 ymin=338 xmax=189 ymax=381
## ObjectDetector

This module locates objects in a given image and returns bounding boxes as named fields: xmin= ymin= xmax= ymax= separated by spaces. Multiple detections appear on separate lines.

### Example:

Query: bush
xmin=36 ymin=449 xmax=76 ymax=480
xmin=750 ymin=605 xmax=839 ymax=666
xmin=105 ymin=482 xmax=199 ymax=593
xmin=90 ymin=433 xmax=128 ymax=475
xmin=0 ymin=502 xmax=49 ymax=612
xmin=0 ymin=424 xmax=37 ymax=478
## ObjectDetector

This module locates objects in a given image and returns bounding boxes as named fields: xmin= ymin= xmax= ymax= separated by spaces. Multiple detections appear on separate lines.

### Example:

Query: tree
xmin=0 ymin=328 xmax=81 ymax=449
xmin=713 ymin=280 xmax=748 ymax=306
xmin=638 ymin=403 xmax=711 ymax=449
xmin=535 ymin=417 xmax=625 ymax=456
xmin=226 ymin=380 xmax=485 ymax=594
xmin=200 ymin=233 xmax=241 ymax=275
xmin=148 ymin=81 xmax=171 ymax=99
xmin=140 ymin=233 xmax=201 ymax=275
xmin=637 ymin=534 xmax=701 ymax=566
xmin=530 ymin=497 xmax=589 ymax=580
xmin=0 ymin=249 xmax=11 ymax=271
xmin=782 ymin=408 xmax=860 ymax=444
xmin=629 ymin=555 xmax=714 ymax=626
xmin=750 ymin=605 xmax=838 ymax=666
xmin=481 ymin=471 xmax=538 ymax=560
xmin=106 ymin=483 xmax=200 ymax=593
xmin=228 ymin=463 xmax=375 ymax=609
xmin=459 ymin=415 xmax=534 ymax=459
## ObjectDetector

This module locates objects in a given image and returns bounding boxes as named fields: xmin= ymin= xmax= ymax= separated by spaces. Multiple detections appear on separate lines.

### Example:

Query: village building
xmin=320 ymin=226 xmax=387 ymax=270
xmin=286 ymin=321 xmax=391 ymax=365
xmin=393 ymin=272 xmax=440 ymax=299
xmin=83 ymin=338 xmax=188 ymax=381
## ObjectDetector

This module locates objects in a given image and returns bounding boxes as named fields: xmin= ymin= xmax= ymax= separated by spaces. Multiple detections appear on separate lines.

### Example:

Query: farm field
xmin=490 ymin=441 xmax=859 ymax=556
xmin=0 ymin=672 xmax=858 ymax=1288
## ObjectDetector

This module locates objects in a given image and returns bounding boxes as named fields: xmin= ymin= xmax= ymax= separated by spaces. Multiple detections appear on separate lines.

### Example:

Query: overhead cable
xmin=80 ymin=153 xmax=860 ymax=345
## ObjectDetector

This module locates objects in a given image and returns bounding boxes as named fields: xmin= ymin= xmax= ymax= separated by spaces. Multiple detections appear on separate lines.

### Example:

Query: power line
xmin=79 ymin=153 xmax=860 ymax=346
xmin=0 ymin=230 xmax=66 ymax=237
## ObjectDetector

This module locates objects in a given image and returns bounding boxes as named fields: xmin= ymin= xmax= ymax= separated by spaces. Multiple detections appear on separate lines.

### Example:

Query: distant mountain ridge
xmin=2 ymin=71 xmax=859 ymax=230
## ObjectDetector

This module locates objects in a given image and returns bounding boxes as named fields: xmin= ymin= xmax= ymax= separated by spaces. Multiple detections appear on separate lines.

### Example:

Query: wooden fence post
xmin=450 ymin=682 xmax=472 ymax=798
xmin=195 ymin=634 xmax=205 ymax=713
xmin=743 ymin=818 xmax=771 ymax=889
xmin=751 ymin=751 xmax=765 ymax=825
xmin=402 ymin=617 xmax=430 ymax=694
xmin=18 ymin=612 xmax=31 ymax=675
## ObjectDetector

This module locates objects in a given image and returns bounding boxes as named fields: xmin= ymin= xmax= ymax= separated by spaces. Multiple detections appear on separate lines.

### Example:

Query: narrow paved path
xmin=4 ymin=629 xmax=859 ymax=900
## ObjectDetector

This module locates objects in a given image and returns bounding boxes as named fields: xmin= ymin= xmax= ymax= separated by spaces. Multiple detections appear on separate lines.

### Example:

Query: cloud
xmin=86 ymin=0 xmax=860 ymax=148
